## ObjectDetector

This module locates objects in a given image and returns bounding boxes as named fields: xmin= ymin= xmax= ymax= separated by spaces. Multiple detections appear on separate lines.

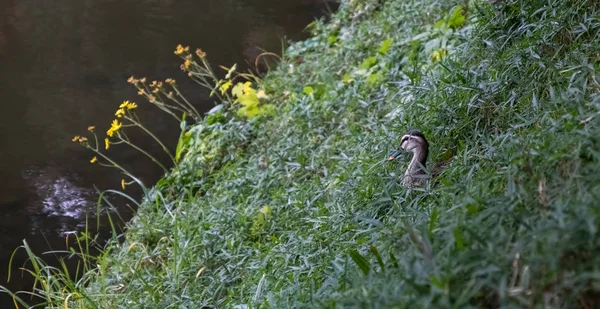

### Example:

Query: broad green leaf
xmin=242 ymin=81 xmax=253 ymax=93
xmin=448 ymin=5 xmax=465 ymax=29
xmin=260 ymin=104 xmax=276 ymax=116
xmin=238 ymin=92 xmax=259 ymax=108
xmin=378 ymin=38 xmax=393 ymax=55
xmin=327 ymin=35 xmax=338 ymax=46
xmin=342 ymin=74 xmax=353 ymax=83
xmin=359 ymin=56 xmax=378 ymax=70
xmin=237 ymin=105 xmax=260 ymax=119
xmin=433 ymin=20 xmax=447 ymax=29
xmin=231 ymin=82 xmax=244 ymax=99
xmin=246 ymin=105 xmax=260 ymax=118
xmin=367 ymin=72 xmax=381 ymax=85
xmin=303 ymin=86 xmax=314 ymax=95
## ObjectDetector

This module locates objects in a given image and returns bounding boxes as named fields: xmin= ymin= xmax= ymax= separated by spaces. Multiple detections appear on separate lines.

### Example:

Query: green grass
xmin=4 ymin=0 xmax=600 ymax=307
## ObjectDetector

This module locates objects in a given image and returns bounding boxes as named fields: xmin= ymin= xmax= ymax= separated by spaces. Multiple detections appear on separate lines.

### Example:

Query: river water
xmin=0 ymin=0 xmax=334 ymax=305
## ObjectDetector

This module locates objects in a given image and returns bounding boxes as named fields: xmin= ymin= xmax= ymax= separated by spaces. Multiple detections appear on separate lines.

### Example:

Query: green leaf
xmin=327 ymin=35 xmax=338 ymax=46
xmin=349 ymin=250 xmax=370 ymax=275
xmin=225 ymin=63 xmax=237 ymax=79
xmin=378 ymin=38 xmax=393 ymax=55
xmin=367 ymin=72 xmax=381 ymax=85
xmin=342 ymin=74 xmax=353 ymax=83
xmin=260 ymin=104 xmax=276 ymax=116
xmin=428 ymin=206 xmax=439 ymax=237
xmin=237 ymin=105 xmax=260 ymax=119
xmin=303 ymin=86 xmax=314 ymax=95
xmin=231 ymin=82 xmax=244 ymax=99
xmin=448 ymin=5 xmax=465 ymax=29
xmin=238 ymin=92 xmax=259 ymax=108
xmin=175 ymin=133 xmax=191 ymax=163
xmin=433 ymin=20 xmax=447 ymax=29
xmin=369 ymin=245 xmax=385 ymax=273
xmin=359 ymin=56 xmax=378 ymax=70
xmin=453 ymin=226 xmax=466 ymax=250
xmin=175 ymin=113 xmax=190 ymax=162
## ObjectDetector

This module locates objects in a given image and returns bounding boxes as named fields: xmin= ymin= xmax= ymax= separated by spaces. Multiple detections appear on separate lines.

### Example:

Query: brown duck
xmin=387 ymin=129 xmax=448 ymax=188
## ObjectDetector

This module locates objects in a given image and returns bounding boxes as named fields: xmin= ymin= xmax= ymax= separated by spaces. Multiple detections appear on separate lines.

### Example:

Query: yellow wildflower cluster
xmin=174 ymin=44 xmax=190 ymax=56
xmin=106 ymin=119 xmax=122 ymax=137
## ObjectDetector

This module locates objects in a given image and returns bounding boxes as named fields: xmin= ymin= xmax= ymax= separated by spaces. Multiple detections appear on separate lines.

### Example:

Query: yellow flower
xmin=140 ymin=77 xmax=147 ymax=83
xmin=219 ymin=80 xmax=232 ymax=95
xmin=78 ymin=137 xmax=88 ymax=143
xmin=87 ymin=126 xmax=95 ymax=132
xmin=184 ymin=59 xmax=191 ymax=69
xmin=174 ymin=44 xmax=189 ymax=55
xmin=110 ymin=119 xmax=122 ymax=131
xmin=105 ymin=138 xmax=110 ymax=150
xmin=152 ymin=88 xmax=159 ymax=93
xmin=138 ymin=89 xmax=145 ymax=95
xmin=90 ymin=156 xmax=97 ymax=163
xmin=150 ymin=81 xmax=157 ymax=87
xmin=196 ymin=48 xmax=206 ymax=58
xmin=165 ymin=78 xmax=175 ymax=85
xmin=149 ymin=95 xmax=157 ymax=103
xmin=126 ymin=102 xmax=137 ymax=110
xmin=119 ymin=101 xmax=130 ymax=109
xmin=106 ymin=119 xmax=122 ymax=137
xmin=72 ymin=135 xmax=80 ymax=142
xmin=431 ymin=49 xmax=447 ymax=62
xmin=121 ymin=179 xmax=126 ymax=190
xmin=127 ymin=76 xmax=135 ymax=84
xmin=115 ymin=109 xmax=125 ymax=118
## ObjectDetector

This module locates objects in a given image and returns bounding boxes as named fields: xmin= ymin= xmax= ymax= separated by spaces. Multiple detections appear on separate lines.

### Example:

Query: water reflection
xmin=23 ymin=164 xmax=97 ymax=233
xmin=0 ymin=0 xmax=335 ymax=305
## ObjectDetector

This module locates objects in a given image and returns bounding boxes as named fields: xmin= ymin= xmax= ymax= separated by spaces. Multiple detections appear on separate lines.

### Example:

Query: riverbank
xmin=8 ymin=0 xmax=600 ymax=307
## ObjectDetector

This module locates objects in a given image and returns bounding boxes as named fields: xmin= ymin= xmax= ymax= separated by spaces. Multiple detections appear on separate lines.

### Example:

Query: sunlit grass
xmin=3 ymin=0 xmax=600 ymax=308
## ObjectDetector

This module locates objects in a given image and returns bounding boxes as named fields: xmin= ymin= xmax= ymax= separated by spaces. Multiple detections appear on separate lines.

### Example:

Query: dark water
xmin=0 ymin=0 xmax=335 ymax=305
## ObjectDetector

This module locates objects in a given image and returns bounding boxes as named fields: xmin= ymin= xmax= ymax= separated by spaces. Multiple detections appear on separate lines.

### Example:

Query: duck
xmin=387 ymin=129 xmax=449 ymax=188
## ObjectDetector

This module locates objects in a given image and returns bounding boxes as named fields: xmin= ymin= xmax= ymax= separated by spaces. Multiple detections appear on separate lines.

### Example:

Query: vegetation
xmin=3 ymin=0 xmax=600 ymax=307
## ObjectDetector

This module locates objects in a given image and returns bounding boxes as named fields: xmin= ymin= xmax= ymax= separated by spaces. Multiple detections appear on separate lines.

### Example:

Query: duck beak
xmin=387 ymin=149 xmax=403 ymax=161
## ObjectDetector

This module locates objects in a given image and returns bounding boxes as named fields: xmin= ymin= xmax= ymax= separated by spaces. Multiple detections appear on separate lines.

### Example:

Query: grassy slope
xmin=24 ymin=0 xmax=600 ymax=308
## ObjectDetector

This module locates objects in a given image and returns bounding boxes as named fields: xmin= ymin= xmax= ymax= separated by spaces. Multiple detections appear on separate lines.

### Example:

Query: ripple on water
xmin=22 ymin=164 xmax=98 ymax=234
